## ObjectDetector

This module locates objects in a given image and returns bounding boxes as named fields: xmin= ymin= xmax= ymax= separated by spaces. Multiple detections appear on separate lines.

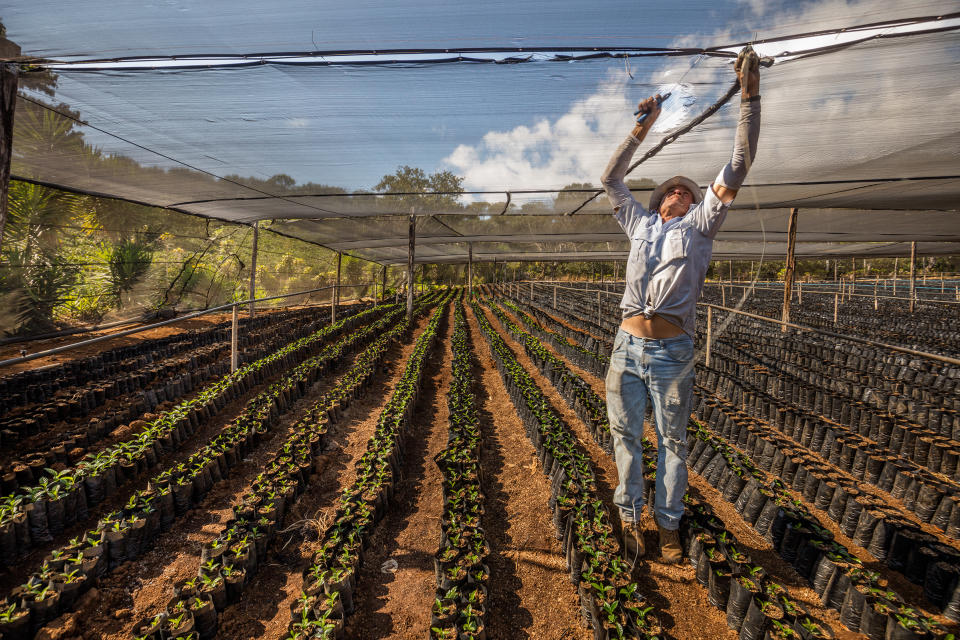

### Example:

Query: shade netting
xmin=3 ymin=0 xmax=959 ymax=264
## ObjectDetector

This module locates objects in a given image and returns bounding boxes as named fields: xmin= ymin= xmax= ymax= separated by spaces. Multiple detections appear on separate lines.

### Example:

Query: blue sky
xmin=8 ymin=0 xmax=959 ymax=202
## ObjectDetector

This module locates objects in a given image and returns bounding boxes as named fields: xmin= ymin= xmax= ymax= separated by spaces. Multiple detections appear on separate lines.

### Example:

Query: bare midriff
xmin=620 ymin=314 xmax=685 ymax=339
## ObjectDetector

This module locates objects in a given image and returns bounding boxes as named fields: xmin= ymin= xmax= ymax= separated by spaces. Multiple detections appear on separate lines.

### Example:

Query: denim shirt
xmin=602 ymin=136 xmax=730 ymax=337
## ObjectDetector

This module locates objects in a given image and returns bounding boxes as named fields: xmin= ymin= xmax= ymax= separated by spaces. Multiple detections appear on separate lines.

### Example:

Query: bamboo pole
xmin=781 ymin=208 xmax=799 ymax=331
xmin=230 ymin=303 xmax=239 ymax=372
xmin=0 ymin=44 xmax=18 ymax=257
xmin=909 ymin=241 xmax=917 ymax=313
xmin=468 ymin=243 xmax=473 ymax=298
xmin=249 ymin=221 xmax=259 ymax=317
xmin=407 ymin=215 xmax=415 ymax=324
xmin=705 ymin=306 xmax=712 ymax=367
xmin=332 ymin=251 xmax=341 ymax=323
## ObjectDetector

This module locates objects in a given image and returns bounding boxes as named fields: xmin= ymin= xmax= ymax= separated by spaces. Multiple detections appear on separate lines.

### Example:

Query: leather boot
xmin=658 ymin=524 xmax=683 ymax=564
xmin=623 ymin=522 xmax=645 ymax=568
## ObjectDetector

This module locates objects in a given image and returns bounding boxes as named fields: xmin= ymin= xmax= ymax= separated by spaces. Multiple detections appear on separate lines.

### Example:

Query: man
xmin=601 ymin=46 xmax=761 ymax=565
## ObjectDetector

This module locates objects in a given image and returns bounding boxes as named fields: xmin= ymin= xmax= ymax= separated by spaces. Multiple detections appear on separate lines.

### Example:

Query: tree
xmin=373 ymin=165 xmax=463 ymax=214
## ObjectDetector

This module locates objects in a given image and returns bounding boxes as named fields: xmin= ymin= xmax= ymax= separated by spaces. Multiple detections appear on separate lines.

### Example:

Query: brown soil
xmin=73 ymin=310 xmax=435 ymax=640
xmin=343 ymin=305 xmax=454 ymax=639
xmin=467 ymin=304 xmax=592 ymax=640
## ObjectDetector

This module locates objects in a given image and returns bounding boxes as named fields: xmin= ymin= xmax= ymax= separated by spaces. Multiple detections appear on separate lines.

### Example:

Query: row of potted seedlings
xmin=474 ymin=299 xmax=660 ymax=640
xmin=498 ymin=295 xmax=611 ymax=363
xmin=0 ymin=303 xmax=410 ymax=640
xmin=0 ymin=304 xmax=335 ymax=410
xmin=498 ymin=298 xmax=609 ymax=378
xmin=694 ymin=373 xmax=960 ymax=622
xmin=685 ymin=413 xmax=956 ymax=638
xmin=488 ymin=300 xmax=612 ymax=454
xmin=431 ymin=296 xmax=490 ymax=640
xmin=700 ymin=285 xmax=960 ymax=360
xmin=286 ymin=294 xmax=451 ymax=639
xmin=702 ymin=322 xmax=960 ymax=490
xmin=0 ymin=304 xmax=352 ymax=452
xmin=494 ymin=284 xmax=615 ymax=342
xmin=697 ymin=312 xmax=959 ymax=479
xmin=135 ymin=298 xmax=424 ymax=640
xmin=1 ymin=340 xmax=230 ymax=472
xmin=1 ymin=304 xmax=358 ymax=481
xmin=670 ymin=449 xmax=835 ymax=640
xmin=0 ymin=305 xmax=392 ymax=564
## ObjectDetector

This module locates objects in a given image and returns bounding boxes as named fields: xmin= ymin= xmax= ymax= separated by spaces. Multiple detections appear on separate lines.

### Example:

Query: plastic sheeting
xmin=4 ymin=0 xmax=960 ymax=264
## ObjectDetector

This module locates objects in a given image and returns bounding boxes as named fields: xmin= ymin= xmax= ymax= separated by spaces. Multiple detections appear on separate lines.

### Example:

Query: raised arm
xmin=601 ymin=95 xmax=663 ymax=213
xmin=712 ymin=46 xmax=762 ymax=204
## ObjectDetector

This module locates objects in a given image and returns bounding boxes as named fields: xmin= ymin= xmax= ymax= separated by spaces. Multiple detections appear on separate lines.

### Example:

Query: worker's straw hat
xmin=649 ymin=175 xmax=702 ymax=212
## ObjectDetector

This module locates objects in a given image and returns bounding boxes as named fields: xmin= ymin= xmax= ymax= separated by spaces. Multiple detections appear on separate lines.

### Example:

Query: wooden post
xmin=721 ymin=285 xmax=726 ymax=307
xmin=893 ymin=258 xmax=898 ymax=295
xmin=468 ymin=243 xmax=473 ymax=298
xmin=407 ymin=215 xmax=415 ymax=324
xmin=781 ymin=208 xmax=798 ymax=331
xmin=798 ymin=282 xmax=802 ymax=305
xmin=231 ymin=303 xmax=239 ymax=372
xmin=728 ymin=260 xmax=733 ymax=283
xmin=332 ymin=251 xmax=341 ymax=323
xmin=705 ymin=306 xmax=713 ymax=367
xmin=0 ymin=41 xmax=18 ymax=257
xmin=833 ymin=293 xmax=839 ymax=325
xmin=553 ymin=284 xmax=557 ymax=309
xmin=249 ymin=221 xmax=259 ymax=317
xmin=874 ymin=276 xmax=878 ymax=310
xmin=909 ymin=241 xmax=917 ymax=313
xmin=596 ymin=290 xmax=601 ymax=327
xmin=529 ymin=280 xmax=533 ymax=303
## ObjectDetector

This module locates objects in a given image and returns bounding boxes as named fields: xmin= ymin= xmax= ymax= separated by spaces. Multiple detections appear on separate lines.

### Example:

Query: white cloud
xmin=443 ymin=0 xmax=960 ymax=196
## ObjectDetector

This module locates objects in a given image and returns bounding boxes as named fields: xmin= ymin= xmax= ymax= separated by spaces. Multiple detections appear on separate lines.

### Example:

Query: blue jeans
xmin=605 ymin=328 xmax=695 ymax=530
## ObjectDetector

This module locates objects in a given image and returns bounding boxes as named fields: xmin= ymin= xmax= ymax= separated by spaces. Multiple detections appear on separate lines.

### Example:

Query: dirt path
xmin=341 ymin=304 xmax=454 ymax=639
xmin=75 ymin=312 xmax=434 ymax=640
xmin=467 ymin=304 xmax=591 ymax=640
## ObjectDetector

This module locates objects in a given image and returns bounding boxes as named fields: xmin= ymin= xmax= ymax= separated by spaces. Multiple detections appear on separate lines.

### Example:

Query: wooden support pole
xmin=781 ymin=208 xmax=799 ymax=331
xmin=529 ymin=280 xmax=533 ymax=303
xmin=231 ymin=303 xmax=239 ymax=372
xmin=0 ymin=43 xmax=18 ymax=257
xmin=468 ymin=243 xmax=473 ymax=299
xmin=407 ymin=215 xmax=415 ymax=323
xmin=332 ymin=251 xmax=341 ymax=323
xmin=721 ymin=285 xmax=725 ymax=306
xmin=909 ymin=241 xmax=917 ymax=313
xmin=705 ymin=306 xmax=713 ymax=367
xmin=596 ymin=290 xmax=601 ymax=327
xmin=893 ymin=257 xmax=898 ymax=295
xmin=728 ymin=260 xmax=733 ymax=282
xmin=833 ymin=293 xmax=839 ymax=325
xmin=553 ymin=284 xmax=557 ymax=309
xmin=249 ymin=222 xmax=259 ymax=317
